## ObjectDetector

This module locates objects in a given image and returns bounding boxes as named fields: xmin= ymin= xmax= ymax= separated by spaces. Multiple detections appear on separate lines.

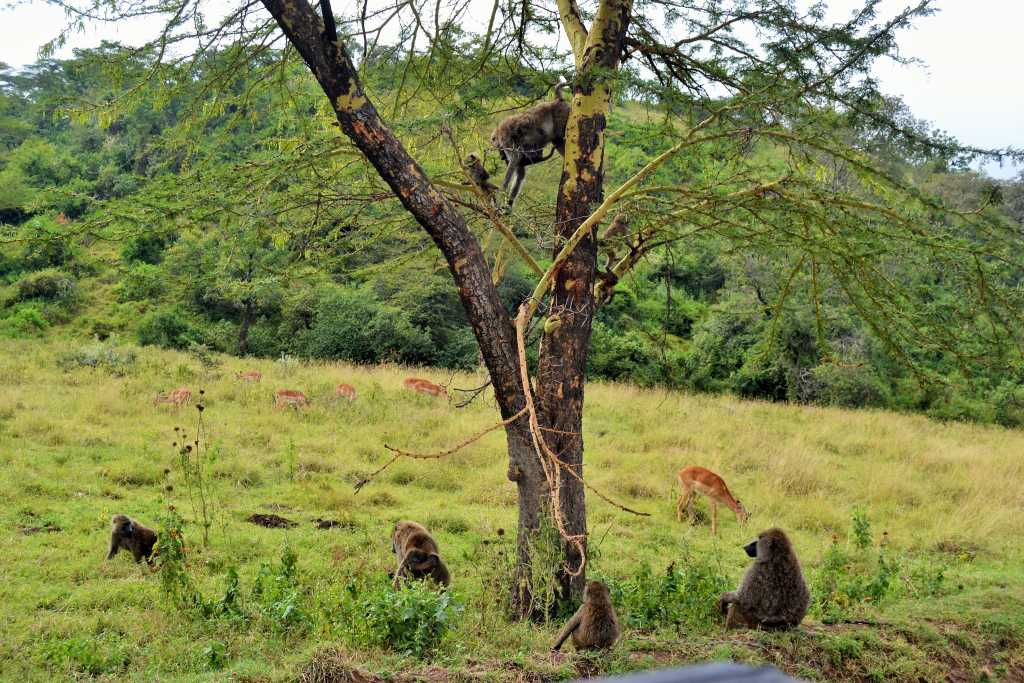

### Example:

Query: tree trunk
xmin=260 ymin=0 xmax=548 ymax=617
xmin=238 ymin=299 xmax=254 ymax=356
xmin=538 ymin=0 xmax=634 ymax=602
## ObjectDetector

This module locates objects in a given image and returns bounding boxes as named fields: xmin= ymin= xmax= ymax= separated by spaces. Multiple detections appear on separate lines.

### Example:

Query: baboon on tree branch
xmin=490 ymin=82 xmax=570 ymax=209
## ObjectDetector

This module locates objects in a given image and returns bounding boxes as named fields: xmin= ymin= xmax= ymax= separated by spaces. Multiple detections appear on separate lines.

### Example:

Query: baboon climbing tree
xmin=41 ymin=0 xmax=1024 ymax=616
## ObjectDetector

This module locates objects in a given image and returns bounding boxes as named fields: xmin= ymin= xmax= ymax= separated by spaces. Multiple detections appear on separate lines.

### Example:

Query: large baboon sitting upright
xmin=551 ymin=580 xmax=620 ymax=652
xmin=718 ymin=527 xmax=809 ymax=629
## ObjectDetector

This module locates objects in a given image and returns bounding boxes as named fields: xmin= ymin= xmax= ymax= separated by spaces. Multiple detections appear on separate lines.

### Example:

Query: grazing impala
xmin=335 ymin=383 xmax=357 ymax=401
xmin=236 ymin=370 xmax=262 ymax=382
xmin=274 ymin=389 xmax=309 ymax=409
xmin=676 ymin=466 xmax=749 ymax=535
xmin=154 ymin=387 xmax=192 ymax=407
xmin=403 ymin=377 xmax=448 ymax=399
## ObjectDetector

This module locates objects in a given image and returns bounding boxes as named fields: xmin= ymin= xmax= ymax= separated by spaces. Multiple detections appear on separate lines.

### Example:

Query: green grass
xmin=1 ymin=337 xmax=1022 ymax=681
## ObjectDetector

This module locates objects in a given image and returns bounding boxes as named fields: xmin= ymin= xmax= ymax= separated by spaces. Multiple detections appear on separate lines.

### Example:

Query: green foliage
xmin=812 ymin=508 xmax=948 ymax=624
xmin=343 ymin=577 xmax=462 ymax=657
xmin=40 ymin=634 xmax=129 ymax=676
xmin=250 ymin=544 xmax=310 ymax=633
xmin=604 ymin=551 xmax=730 ymax=632
xmin=56 ymin=338 xmax=137 ymax=375
xmin=14 ymin=268 xmax=76 ymax=302
xmin=137 ymin=307 xmax=202 ymax=349
xmin=293 ymin=285 xmax=433 ymax=365
xmin=116 ymin=262 xmax=164 ymax=302
xmin=0 ymin=304 xmax=49 ymax=337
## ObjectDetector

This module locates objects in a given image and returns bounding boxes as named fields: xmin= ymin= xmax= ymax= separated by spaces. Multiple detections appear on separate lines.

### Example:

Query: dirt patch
xmin=299 ymin=648 xmax=384 ymax=683
xmin=18 ymin=522 xmax=62 ymax=535
xmin=247 ymin=513 xmax=297 ymax=528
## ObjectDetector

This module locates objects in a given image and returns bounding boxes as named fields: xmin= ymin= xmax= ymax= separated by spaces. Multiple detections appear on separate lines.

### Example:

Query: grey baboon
xmin=551 ymin=580 xmax=620 ymax=652
xmin=718 ymin=528 xmax=809 ymax=629
xmin=391 ymin=520 xmax=450 ymax=588
xmin=489 ymin=82 xmax=570 ymax=209
xmin=106 ymin=514 xmax=158 ymax=564
xmin=463 ymin=154 xmax=499 ymax=199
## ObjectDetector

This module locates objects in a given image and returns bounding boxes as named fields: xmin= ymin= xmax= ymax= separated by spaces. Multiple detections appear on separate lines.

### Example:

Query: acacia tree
xmin=44 ymin=0 xmax=1023 ymax=613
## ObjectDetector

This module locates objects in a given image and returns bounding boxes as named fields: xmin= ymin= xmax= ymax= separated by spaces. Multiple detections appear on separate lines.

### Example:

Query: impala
xmin=274 ymin=389 xmax=309 ymax=409
xmin=236 ymin=370 xmax=262 ymax=382
xmin=676 ymin=465 xmax=749 ymax=535
xmin=335 ymin=383 xmax=357 ymax=401
xmin=403 ymin=377 xmax=447 ymax=399
xmin=154 ymin=387 xmax=192 ymax=407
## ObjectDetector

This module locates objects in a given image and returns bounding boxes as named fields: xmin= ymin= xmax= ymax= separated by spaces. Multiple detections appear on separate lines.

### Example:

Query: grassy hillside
xmin=1 ymin=337 xmax=1022 ymax=681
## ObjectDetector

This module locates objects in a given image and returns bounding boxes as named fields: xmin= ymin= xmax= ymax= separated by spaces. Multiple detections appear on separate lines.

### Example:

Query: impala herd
xmin=154 ymin=375 xmax=447 ymax=411
xmin=154 ymin=370 xmax=749 ymax=535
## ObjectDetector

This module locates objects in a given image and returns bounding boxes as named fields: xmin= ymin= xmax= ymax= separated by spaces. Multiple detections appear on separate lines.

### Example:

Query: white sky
xmin=1 ymin=1 xmax=1021 ymax=179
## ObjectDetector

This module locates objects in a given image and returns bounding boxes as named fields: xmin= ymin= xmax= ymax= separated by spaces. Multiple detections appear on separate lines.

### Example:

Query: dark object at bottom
xmin=572 ymin=663 xmax=800 ymax=683
xmin=247 ymin=513 xmax=297 ymax=528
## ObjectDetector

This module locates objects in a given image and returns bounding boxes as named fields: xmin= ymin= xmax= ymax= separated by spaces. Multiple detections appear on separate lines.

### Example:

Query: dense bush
xmin=57 ymin=339 xmax=137 ymax=375
xmin=117 ymin=263 xmax=165 ymax=302
xmin=343 ymin=578 xmax=461 ymax=657
xmin=15 ymin=268 xmax=77 ymax=302
xmin=294 ymin=286 xmax=433 ymax=365
xmin=0 ymin=304 xmax=49 ymax=337
xmin=137 ymin=307 xmax=203 ymax=349
xmin=604 ymin=549 xmax=730 ymax=632
xmin=804 ymin=363 xmax=890 ymax=408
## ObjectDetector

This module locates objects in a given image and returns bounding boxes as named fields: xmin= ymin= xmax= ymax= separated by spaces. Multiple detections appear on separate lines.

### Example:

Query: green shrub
xmin=812 ymin=508 xmax=904 ymax=623
xmin=137 ymin=307 xmax=202 ymax=349
xmin=15 ymin=268 xmax=76 ymax=302
xmin=605 ymin=549 xmax=730 ymax=632
xmin=117 ymin=263 xmax=164 ymax=302
xmin=806 ymin=363 xmax=889 ymax=408
xmin=57 ymin=339 xmax=137 ymax=375
xmin=296 ymin=286 xmax=433 ymax=365
xmin=251 ymin=544 xmax=310 ymax=632
xmin=344 ymin=577 xmax=461 ymax=657
xmin=0 ymin=304 xmax=49 ymax=337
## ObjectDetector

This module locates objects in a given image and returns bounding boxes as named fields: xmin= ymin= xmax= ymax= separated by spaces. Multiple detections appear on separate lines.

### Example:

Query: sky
xmin=1 ymin=1 xmax=1021 ymax=179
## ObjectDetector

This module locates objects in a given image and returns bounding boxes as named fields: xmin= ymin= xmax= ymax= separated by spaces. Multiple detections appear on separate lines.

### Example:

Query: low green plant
xmin=813 ymin=509 xmax=907 ymax=623
xmin=40 ymin=635 xmax=129 ymax=676
xmin=201 ymin=641 xmax=228 ymax=671
xmin=605 ymin=547 xmax=730 ymax=632
xmin=251 ymin=544 xmax=310 ymax=633
xmin=56 ymin=338 xmax=137 ymax=375
xmin=344 ymin=577 xmax=462 ymax=658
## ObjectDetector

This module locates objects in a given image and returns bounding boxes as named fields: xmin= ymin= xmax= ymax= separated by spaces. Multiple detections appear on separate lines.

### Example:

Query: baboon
xmin=718 ymin=528 xmax=809 ymax=630
xmin=463 ymin=154 xmax=499 ymax=199
xmin=106 ymin=514 xmax=158 ymax=564
xmin=490 ymin=82 xmax=570 ymax=209
xmin=551 ymin=580 xmax=620 ymax=652
xmin=391 ymin=520 xmax=450 ymax=588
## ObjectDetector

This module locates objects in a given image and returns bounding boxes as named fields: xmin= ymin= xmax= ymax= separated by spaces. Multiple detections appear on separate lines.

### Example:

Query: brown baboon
xmin=391 ymin=520 xmax=450 ymax=588
xmin=490 ymin=82 xmax=570 ymax=209
xmin=463 ymin=154 xmax=499 ymax=199
xmin=107 ymin=514 xmax=158 ymax=564
xmin=551 ymin=580 xmax=620 ymax=652
xmin=718 ymin=528 xmax=809 ymax=629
